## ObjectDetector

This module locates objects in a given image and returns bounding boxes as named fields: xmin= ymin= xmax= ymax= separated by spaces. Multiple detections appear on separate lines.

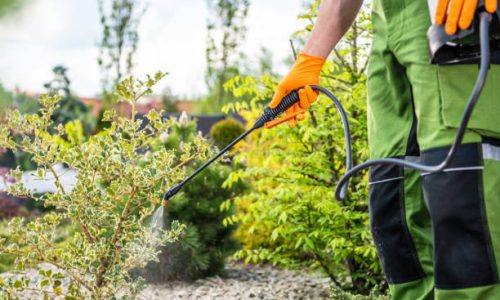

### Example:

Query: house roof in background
xmin=80 ymin=96 xmax=195 ymax=116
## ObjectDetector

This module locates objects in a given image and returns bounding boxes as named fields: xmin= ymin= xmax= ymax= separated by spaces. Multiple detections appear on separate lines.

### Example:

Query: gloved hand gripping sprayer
xmin=164 ymin=0 xmax=500 ymax=202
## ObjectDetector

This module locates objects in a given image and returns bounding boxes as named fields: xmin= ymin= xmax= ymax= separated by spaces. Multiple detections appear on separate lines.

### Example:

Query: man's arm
xmin=304 ymin=0 xmax=364 ymax=58
xmin=269 ymin=0 xmax=364 ymax=127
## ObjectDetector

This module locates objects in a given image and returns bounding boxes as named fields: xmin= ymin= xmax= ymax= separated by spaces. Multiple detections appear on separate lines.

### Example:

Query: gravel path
xmin=138 ymin=263 xmax=332 ymax=300
xmin=1 ymin=263 xmax=331 ymax=299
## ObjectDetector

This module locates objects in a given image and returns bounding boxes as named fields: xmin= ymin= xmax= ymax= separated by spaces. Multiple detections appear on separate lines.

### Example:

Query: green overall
xmin=367 ymin=0 xmax=500 ymax=299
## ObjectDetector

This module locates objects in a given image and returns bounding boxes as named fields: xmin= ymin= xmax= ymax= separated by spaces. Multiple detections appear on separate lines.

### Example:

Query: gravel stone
xmin=137 ymin=263 xmax=331 ymax=300
xmin=1 ymin=263 xmax=331 ymax=299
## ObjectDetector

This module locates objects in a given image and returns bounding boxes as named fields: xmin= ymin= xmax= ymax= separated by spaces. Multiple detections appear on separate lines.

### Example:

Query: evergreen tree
xmin=205 ymin=0 xmax=250 ymax=110
xmin=44 ymin=65 xmax=94 ymax=135
xmin=97 ymin=0 xmax=144 ymax=92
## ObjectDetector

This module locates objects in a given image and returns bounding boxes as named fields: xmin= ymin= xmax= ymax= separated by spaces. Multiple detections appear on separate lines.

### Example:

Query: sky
xmin=0 ymin=0 xmax=305 ymax=99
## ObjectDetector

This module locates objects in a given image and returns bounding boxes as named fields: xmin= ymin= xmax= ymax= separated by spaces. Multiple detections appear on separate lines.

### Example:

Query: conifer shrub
xmin=142 ymin=116 xmax=244 ymax=282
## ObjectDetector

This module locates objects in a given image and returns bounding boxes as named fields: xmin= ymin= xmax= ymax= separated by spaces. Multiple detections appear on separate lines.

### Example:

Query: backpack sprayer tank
xmin=427 ymin=0 xmax=500 ymax=64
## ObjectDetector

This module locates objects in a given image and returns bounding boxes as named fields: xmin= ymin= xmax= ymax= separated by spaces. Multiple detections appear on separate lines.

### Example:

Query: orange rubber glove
xmin=269 ymin=52 xmax=326 ymax=128
xmin=436 ymin=0 xmax=498 ymax=35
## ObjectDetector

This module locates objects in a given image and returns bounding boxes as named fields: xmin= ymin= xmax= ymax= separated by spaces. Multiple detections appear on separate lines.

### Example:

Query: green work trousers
xmin=367 ymin=0 xmax=500 ymax=299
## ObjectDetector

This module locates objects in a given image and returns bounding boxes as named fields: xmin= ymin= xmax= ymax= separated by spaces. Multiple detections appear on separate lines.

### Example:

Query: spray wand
xmin=163 ymin=85 xmax=352 ymax=202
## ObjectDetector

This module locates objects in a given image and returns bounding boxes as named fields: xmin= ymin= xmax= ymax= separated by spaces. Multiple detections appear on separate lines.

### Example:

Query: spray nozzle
xmin=164 ymin=184 xmax=182 ymax=201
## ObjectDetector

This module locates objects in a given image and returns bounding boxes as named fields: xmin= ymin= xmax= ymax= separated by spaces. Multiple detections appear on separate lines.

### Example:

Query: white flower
xmin=179 ymin=111 xmax=189 ymax=127
xmin=159 ymin=131 xmax=169 ymax=142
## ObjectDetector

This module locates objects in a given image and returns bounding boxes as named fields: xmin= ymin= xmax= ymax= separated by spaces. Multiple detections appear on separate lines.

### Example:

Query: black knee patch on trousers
xmin=369 ymin=163 xmax=425 ymax=284
xmin=422 ymin=143 xmax=498 ymax=289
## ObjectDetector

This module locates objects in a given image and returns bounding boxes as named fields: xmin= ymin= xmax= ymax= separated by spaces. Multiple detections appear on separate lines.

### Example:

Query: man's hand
xmin=436 ymin=0 xmax=497 ymax=35
xmin=269 ymin=52 xmax=325 ymax=128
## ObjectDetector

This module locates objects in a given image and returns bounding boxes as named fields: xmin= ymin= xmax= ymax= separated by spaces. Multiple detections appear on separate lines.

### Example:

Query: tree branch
xmin=359 ymin=58 xmax=369 ymax=75
xmin=35 ymin=234 xmax=94 ymax=294
xmin=333 ymin=49 xmax=354 ymax=74
xmin=48 ymin=166 xmax=96 ymax=244
xmin=304 ymin=201 xmax=342 ymax=287
xmin=96 ymin=187 xmax=137 ymax=288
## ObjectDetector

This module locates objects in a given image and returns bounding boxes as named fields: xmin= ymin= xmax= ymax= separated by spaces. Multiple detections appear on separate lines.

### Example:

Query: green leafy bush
xmin=143 ymin=116 xmax=244 ymax=281
xmin=0 ymin=73 xmax=213 ymax=298
xmin=222 ymin=3 xmax=385 ymax=295
xmin=210 ymin=118 xmax=246 ymax=148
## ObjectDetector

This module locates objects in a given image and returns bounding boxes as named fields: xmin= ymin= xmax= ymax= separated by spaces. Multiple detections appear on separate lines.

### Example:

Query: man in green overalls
xmin=270 ymin=0 xmax=500 ymax=299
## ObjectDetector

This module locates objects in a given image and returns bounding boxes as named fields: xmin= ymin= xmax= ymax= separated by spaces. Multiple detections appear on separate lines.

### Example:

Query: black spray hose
xmin=311 ymin=85 xmax=352 ymax=199
xmin=334 ymin=12 xmax=493 ymax=200
xmin=164 ymin=86 xmax=353 ymax=201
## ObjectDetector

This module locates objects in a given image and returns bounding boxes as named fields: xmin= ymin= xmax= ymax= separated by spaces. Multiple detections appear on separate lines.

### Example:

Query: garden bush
xmin=221 ymin=3 xmax=386 ymax=295
xmin=142 ymin=116 xmax=244 ymax=281
xmin=0 ymin=72 xmax=214 ymax=299
xmin=210 ymin=118 xmax=246 ymax=148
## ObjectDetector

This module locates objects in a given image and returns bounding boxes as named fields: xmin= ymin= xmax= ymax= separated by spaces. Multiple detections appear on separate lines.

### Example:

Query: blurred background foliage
xmin=0 ymin=0 xmax=24 ymax=18
xmin=204 ymin=0 xmax=250 ymax=111
xmin=44 ymin=65 xmax=95 ymax=136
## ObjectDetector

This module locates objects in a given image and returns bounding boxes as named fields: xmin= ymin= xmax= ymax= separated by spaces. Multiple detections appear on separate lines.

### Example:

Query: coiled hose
xmin=334 ymin=12 xmax=492 ymax=200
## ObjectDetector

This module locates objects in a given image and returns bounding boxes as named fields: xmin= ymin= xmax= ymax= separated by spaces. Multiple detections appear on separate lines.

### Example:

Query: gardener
xmin=270 ymin=0 xmax=500 ymax=299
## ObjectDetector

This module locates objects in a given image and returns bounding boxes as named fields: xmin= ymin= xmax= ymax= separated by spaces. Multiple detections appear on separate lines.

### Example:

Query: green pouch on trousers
xmin=437 ymin=65 xmax=500 ymax=137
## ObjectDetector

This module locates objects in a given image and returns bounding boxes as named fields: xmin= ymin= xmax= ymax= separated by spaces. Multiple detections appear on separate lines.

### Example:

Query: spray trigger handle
xmin=264 ymin=109 xmax=306 ymax=129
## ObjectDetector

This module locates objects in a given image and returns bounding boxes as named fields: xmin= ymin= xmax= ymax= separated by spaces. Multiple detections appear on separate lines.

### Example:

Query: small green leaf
xmin=13 ymin=280 xmax=22 ymax=288
xmin=53 ymin=279 xmax=62 ymax=288
xmin=40 ymin=279 xmax=49 ymax=288
xmin=304 ymin=237 xmax=315 ymax=250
